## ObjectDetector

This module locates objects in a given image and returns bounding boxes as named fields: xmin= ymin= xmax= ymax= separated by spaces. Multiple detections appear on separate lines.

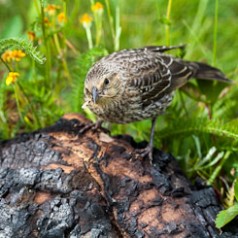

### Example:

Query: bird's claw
xmin=78 ymin=122 xmax=94 ymax=134
xmin=78 ymin=120 xmax=109 ymax=135
xmin=135 ymin=146 xmax=153 ymax=164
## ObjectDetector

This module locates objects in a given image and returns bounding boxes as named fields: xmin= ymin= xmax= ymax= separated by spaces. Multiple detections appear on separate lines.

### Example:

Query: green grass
xmin=0 ymin=0 xmax=238 ymax=227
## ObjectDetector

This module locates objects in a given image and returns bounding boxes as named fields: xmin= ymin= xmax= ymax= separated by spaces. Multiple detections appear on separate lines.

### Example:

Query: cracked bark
xmin=0 ymin=113 xmax=237 ymax=238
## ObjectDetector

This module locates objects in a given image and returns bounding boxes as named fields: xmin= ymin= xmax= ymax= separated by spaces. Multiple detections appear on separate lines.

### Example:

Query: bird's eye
xmin=104 ymin=78 xmax=110 ymax=85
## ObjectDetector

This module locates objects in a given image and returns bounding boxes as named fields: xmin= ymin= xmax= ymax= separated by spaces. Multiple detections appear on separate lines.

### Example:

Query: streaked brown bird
xmin=82 ymin=45 xmax=230 ymax=162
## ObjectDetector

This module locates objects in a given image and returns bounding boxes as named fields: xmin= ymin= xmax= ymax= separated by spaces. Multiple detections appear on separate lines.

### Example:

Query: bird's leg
xmin=79 ymin=119 xmax=104 ymax=134
xmin=93 ymin=119 xmax=104 ymax=131
xmin=137 ymin=117 xmax=157 ymax=163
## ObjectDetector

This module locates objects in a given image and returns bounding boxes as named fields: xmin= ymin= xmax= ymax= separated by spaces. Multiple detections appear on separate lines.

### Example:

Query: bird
xmin=82 ymin=45 xmax=230 ymax=163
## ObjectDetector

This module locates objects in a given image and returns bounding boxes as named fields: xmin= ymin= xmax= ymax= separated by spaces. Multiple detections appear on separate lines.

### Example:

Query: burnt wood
xmin=0 ymin=114 xmax=237 ymax=238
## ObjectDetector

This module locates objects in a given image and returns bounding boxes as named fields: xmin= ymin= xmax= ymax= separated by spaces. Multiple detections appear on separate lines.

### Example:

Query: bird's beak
xmin=92 ymin=86 xmax=99 ymax=103
xmin=82 ymin=101 xmax=88 ymax=109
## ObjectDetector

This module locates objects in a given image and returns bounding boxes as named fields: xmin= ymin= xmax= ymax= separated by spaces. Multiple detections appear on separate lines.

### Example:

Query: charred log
xmin=0 ymin=114 xmax=237 ymax=238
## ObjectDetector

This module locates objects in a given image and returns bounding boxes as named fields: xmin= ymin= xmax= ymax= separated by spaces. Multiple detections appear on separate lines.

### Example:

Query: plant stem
xmin=85 ymin=27 xmax=93 ymax=49
xmin=115 ymin=6 xmax=121 ymax=51
xmin=14 ymin=84 xmax=23 ymax=122
xmin=105 ymin=0 xmax=116 ymax=49
xmin=39 ymin=0 xmax=51 ymax=85
xmin=17 ymin=82 xmax=42 ymax=128
xmin=165 ymin=0 xmax=172 ymax=45
xmin=213 ymin=0 xmax=218 ymax=65
xmin=94 ymin=13 xmax=103 ymax=47
xmin=33 ymin=0 xmax=41 ymax=16
xmin=207 ymin=151 xmax=230 ymax=185
xmin=53 ymin=33 xmax=71 ymax=82
xmin=0 ymin=58 xmax=12 ymax=72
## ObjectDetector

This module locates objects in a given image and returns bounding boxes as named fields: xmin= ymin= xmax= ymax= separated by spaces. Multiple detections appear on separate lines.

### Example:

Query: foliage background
xmin=0 ymin=0 xmax=238 ymax=227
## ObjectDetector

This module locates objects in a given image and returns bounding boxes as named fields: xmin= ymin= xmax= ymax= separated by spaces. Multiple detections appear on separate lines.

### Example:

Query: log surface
xmin=0 ymin=114 xmax=237 ymax=238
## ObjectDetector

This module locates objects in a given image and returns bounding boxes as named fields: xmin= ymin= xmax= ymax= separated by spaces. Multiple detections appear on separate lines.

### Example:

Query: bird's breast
xmin=88 ymin=87 xmax=173 ymax=124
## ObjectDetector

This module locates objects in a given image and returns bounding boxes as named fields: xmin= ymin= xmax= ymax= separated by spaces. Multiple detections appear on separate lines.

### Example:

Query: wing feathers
xmin=106 ymin=47 xmax=194 ymax=107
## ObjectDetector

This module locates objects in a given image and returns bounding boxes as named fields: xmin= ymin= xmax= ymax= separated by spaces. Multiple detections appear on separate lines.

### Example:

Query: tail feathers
xmin=186 ymin=61 xmax=230 ymax=83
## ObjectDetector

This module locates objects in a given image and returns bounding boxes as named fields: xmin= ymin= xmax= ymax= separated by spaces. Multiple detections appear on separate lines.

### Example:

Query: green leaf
xmin=0 ymin=38 xmax=45 ymax=64
xmin=159 ymin=117 xmax=238 ymax=142
xmin=234 ymin=179 xmax=238 ymax=202
xmin=215 ymin=204 xmax=238 ymax=228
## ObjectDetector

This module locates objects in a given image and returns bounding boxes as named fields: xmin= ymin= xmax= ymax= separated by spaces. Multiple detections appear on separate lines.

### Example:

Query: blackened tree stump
xmin=0 ymin=114 xmax=237 ymax=238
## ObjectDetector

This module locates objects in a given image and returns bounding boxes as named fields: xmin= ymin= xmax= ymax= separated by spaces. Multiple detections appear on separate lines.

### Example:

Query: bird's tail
xmin=185 ymin=61 xmax=231 ymax=83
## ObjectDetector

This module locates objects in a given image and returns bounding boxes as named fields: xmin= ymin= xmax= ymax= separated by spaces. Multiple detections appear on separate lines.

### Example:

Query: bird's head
xmin=82 ymin=64 xmax=123 ymax=110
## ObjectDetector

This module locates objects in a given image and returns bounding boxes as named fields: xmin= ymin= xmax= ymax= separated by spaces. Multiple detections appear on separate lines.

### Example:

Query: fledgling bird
xmin=82 ymin=45 xmax=230 ymax=162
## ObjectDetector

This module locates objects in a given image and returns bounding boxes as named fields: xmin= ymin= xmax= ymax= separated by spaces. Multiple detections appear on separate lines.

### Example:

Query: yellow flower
xmin=80 ymin=13 xmax=93 ymax=28
xmin=1 ymin=50 xmax=13 ymax=62
xmin=45 ymin=4 xmax=60 ymax=16
xmin=91 ymin=2 xmax=104 ymax=13
xmin=57 ymin=12 xmax=66 ymax=24
xmin=27 ymin=31 xmax=36 ymax=41
xmin=6 ymin=72 xmax=20 ymax=86
xmin=11 ymin=50 xmax=26 ymax=61
xmin=1 ymin=50 xmax=26 ymax=62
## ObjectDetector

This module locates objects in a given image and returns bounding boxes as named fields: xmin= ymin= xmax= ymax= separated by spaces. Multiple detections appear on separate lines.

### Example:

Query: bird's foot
xmin=79 ymin=120 xmax=107 ymax=135
xmin=78 ymin=122 xmax=94 ymax=134
xmin=135 ymin=145 xmax=153 ymax=164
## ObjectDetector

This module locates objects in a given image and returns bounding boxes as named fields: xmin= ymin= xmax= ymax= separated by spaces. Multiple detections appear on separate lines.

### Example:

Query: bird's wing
xmin=124 ymin=50 xmax=193 ymax=107
xmin=137 ymin=45 xmax=186 ymax=54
